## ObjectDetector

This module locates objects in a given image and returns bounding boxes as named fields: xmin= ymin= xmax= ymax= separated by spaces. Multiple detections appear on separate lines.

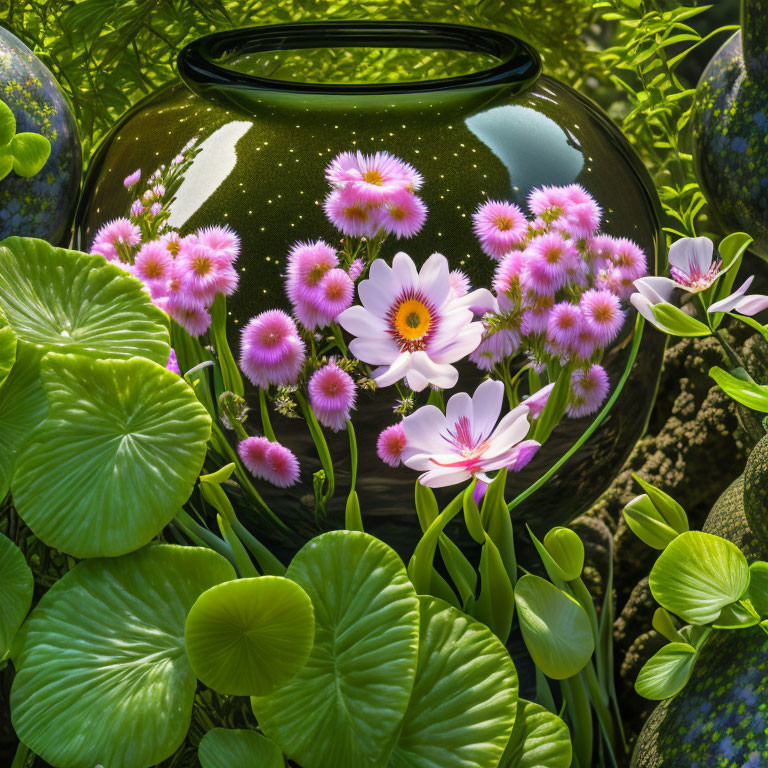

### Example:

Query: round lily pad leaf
xmin=0 ymin=99 xmax=15 ymax=146
xmin=0 ymin=533 xmax=33 ymax=658
xmin=500 ymin=698 xmax=572 ymax=768
xmin=12 ymin=353 xmax=211 ymax=557
xmin=0 ymin=345 xmax=46 ymax=499
xmin=186 ymin=576 xmax=315 ymax=697
xmin=389 ymin=595 xmax=518 ymax=768
xmin=252 ymin=531 xmax=420 ymax=768
xmin=199 ymin=728 xmax=283 ymax=768
xmin=10 ymin=132 xmax=51 ymax=177
xmin=11 ymin=544 xmax=235 ymax=768
xmin=0 ymin=316 xmax=16 ymax=390
xmin=0 ymin=237 xmax=169 ymax=364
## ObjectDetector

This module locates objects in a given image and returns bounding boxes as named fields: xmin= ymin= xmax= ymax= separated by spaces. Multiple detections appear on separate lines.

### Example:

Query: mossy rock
xmin=631 ymin=628 xmax=768 ymax=767
xmin=705 ymin=474 xmax=768 ymax=562
xmin=744 ymin=435 xmax=768 ymax=551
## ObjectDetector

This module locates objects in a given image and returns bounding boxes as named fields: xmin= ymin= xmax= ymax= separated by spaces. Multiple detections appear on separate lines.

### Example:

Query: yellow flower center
xmin=394 ymin=299 xmax=432 ymax=340
xmin=494 ymin=216 xmax=513 ymax=231
xmin=307 ymin=263 xmax=330 ymax=286
xmin=362 ymin=169 xmax=383 ymax=185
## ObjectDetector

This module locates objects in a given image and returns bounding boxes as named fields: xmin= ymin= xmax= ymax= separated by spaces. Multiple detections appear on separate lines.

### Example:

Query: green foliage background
xmin=0 ymin=0 xmax=738 ymax=239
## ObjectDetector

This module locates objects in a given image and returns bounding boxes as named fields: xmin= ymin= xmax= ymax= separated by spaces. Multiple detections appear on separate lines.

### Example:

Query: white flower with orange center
xmin=337 ymin=251 xmax=495 ymax=391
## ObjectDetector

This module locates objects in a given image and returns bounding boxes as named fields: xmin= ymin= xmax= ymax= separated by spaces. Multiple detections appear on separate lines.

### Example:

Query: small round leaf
xmin=649 ymin=531 xmax=750 ymax=625
xmin=11 ymin=544 xmax=236 ymax=768
xmin=252 ymin=531 xmax=420 ymax=768
xmin=514 ymin=574 xmax=594 ymax=680
xmin=185 ymin=576 xmax=315 ymax=696
xmin=0 ymin=237 xmax=169 ymax=363
xmin=389 ymin=595 xmax=519 ymax=768
xmin=12 ymin=354 xmax=211 ymax=557
xmin=0 ymin=533 xmax=33 ymax=658
xmin=634 ymin=642 xmax=698 ymax=700
xmin=500 ymin=698 xmax=572 ymax=768
xmin=199 ymin=728 xmax=283 ymax=768
xmin=10 ymin=132 xmax=51 ymax=177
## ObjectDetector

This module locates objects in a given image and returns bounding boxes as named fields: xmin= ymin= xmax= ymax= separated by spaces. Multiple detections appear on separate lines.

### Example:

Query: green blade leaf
xmin=499 ymin=698 xmax=572 ymax=768
xmin=0 ymin=99 xmax=16 ymax=146
xmin=632 ymin=473 xmax=689 ymax=534
xmin=709 ymin=365 xmax=768 ymax=412
xmin=0 ymin=533 xmax=33 ymax=658
xmin=649 ymin=531 xmax=750 ymax=624
xmin=650 ymin=304 xmax=711 ymax=336
xmin=12 ymin=354 xmax=211 ymax=557
xmin=199 ymin=729 xmax=283 ymax=768
xmin=622 ymin=494 xmax=680 ymax=549
xmin=10 ymin=132 xmax=51 ymax=177
xmin=10 ymin=544 xmax=236 ymax=768
xmin=252 ymin=531 xmax=420 ymax=768
xmin=388 ymin=595 xmax=518 ymax=768
xmin=514 ymin=575 xmax=594 ymax=680
xmin=185 ymin=576 xmax=315 ymax=696
xmin=0 ymin=237 xmax=169 ymax=364
xmin=634 ymin=642 xmax=697 ymax=700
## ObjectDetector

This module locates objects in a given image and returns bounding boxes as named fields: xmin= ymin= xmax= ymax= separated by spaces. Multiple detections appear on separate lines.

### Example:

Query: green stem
xmin=10 ymin=743 xmax=30 ymax=768
xmin=258 ymin=388 xmax=277 ymax=442
xmin=583 ymin=660 xmax=619 ymax=760
xmin=561 ymin=676 xmax=593 ymax=768
xmin=347 ymin=420 xmax=358 ymax=493
xmin=230 ymin=517 xmax=286 ymax=576
xmin=297 ymin=391 xmax=335 ymax=502
xmin=712 ymin=327 xmax=746 ymax=370
xmin=216 ymin=513 xmax=259 ymax=578
xmin=175 ymin=510 xmax=236 ymax=566
xmin=332 ymin=323 xmax=348 ymax=356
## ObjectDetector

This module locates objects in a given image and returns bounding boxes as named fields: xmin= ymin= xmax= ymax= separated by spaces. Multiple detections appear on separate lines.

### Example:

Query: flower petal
xmin=471 ymin=379 xmax=504 ymax=441
xmin=445 ymin=391 xmax=473 ymax=432
xmin=348 ymin=336 xmax=399 ymax=365
xmin=337 ymin=305 xmax=387 ymax=337
xmin=418 ymin=252 xmax=451 ymax=305
xmin=707 ymin=276 xmax=755 ymax=314
xmin=418 ymin=467 xmax=472 ymax=488
xmin=401 ymin=404 xmax=448 ymax=461
xmin=409 ymin=350 xmax=458 ymax=390
xmin=391 ymin=251 xmax=419 ymax=294
xmin=633 ymin=276 xmax=678 ymax=304
xmin=668 ymin=236 xmax=713 ymax=276
xmin=449 ymin=287 xmax=498 ymax=314
xmin=630 ymin=292 xmax=668 ymax=330
xmin=358 ymin=258 xmax=396 ymax=317
xmin=485 ymin=405 xmax=531 ymax=458
xmin=429 ymin=320 xmax=483 ymax=364
xmin=372 ymin=351 xmax=412 ymax=387
xmin=733 ymin=294 xmax=768 ymax=316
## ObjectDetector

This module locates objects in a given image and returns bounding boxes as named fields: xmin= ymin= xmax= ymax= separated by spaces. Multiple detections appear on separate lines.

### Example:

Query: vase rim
xmin=177 ymin=21 xmax=542 ymax=97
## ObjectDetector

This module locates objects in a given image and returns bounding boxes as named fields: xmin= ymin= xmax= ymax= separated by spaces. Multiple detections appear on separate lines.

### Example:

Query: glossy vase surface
xmin=76 ymin=22 xmax=664 ymax=551
xmin=692 ymin=0 xmax=768 ymax=257
xmin=0 ymin=26 xmax=81 ymax=245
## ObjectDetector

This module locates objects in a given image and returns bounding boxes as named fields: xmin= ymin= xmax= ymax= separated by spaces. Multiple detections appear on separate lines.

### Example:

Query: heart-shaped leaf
xmin=10 ymin=132 xmax=51 ymax=177
xmin=0 ymin=237 xmax=169 ymax=364
xmin=500 ymin=698 xmax=572 ymax=768
xmin=0 ymin=533 xmax=33 ymax=658
xmin=649 ymin=531 xmax=750 ymax=625
xmin=11 ymin=544 xmax=236 ymax=768
xmin=0 ymin=346 xmax=46 ymax=498
xmin=0 ymin=316 xmax=16 ymax=390
xmin=0 ymin=100 xmax=15 ymax=146
xmin=12 ymin=353 xmax=211 ymax=557
xmin=634 ymin=642 xmax=698 ymax=700
xmin=388 ymin=595 xmax=518 ymax=768
xmin=514 ymin=574 xmax=594 ymax=680
xmin=748 ymin=561 xmax=768 ymax=616
xmin=186 ymin=576 xmax=315 ymax=696
xmin=199 ymin=728 xmax=284 ymax=768
xmin=252 ymin=531 xmax=420 ymax=768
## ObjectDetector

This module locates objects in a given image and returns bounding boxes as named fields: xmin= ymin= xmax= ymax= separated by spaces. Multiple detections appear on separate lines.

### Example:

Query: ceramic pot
xmin=75 ymin=22 xmax=664 ymax=552
xmin=692 ymin=0 xmax=768 ymax=257
xmin=0 ymin=26 xmax=81 ymax=245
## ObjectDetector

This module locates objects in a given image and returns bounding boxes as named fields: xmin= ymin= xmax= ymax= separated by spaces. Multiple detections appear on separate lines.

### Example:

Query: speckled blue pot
xmin=692 ymin=0 xmax=768 ymax=257
xmin=0 ymin=26 xmax=81 ymax=245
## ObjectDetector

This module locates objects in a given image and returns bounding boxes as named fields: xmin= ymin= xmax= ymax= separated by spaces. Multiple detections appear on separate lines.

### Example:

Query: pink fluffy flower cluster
xmin=89 ymin=146 xmax=240 ymax=338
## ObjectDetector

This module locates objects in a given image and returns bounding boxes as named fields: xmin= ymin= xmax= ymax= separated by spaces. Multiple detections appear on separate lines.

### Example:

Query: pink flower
xmin=239 ymin=310 xmax=306 ymax=389
xmin=707 ymin=275 xmax=768 ymax=316
xmin=469 ymin=328 xmax=520 ymax=370
xmin=348 ymin=258 xmax=364 ymax=281
xmin=380 ymin=191 xmax=427 ymax=238
xmin=130 ymin=200 xmax=144 ymax=217
xmin=449 ymin=270 xmax=470 ymax=298
xmin=507 ymin=440 xmax=541 ymax=470
xmin=196 ymin=225 xmax=240 ymax=264
xmin=520 ymin=295 xmax=554 ymax=336
xmin=238 ymin=436 xmax=300 ymax=488
xmin=150 ymin=202 xmax=162 ymax=216
xmin=612 ymin=237 xmax=647 ymax=281
xmin=494 ymin=252 xmax=525 ymax=295
xmin=579 ymin=289 xmax=624 ymax=346
xmin=124 ymin=169 xmax=141 ymax=188
xmin=377 ymin=424 xmax=407 ymax=467
xmin=91 ymin=218 xmax=141 ymax=262
xmin=401 ymin=379 xmax=537 ymax=487
xmin=324 ymin=188 xmax=381 ymax=238
xmin=161 ymin=231 xmax=183 ymax=257
xmin=314 ymin=268 xmax=354 ymax=323
xmin=325 ymin=150 xmax=420 ymax=203
xmin=521 ymin=232 xmax=578 ymax=294
xmin=285 ymin=240 xmax=338 ymax=307
xmin=554 ymin=184 xmax=601 ymax=238
xmin=166 ymin=348 xmax=180 ymax=375
xmin=524 ymin=382 xmax=555 ymax=418
xmin=667 ymin=236 xmax=722 ymax=292
xmin=568 ymin=364 xmax=610 ymax=418
xmin=308 ymin=362 xmax=356 ymax=431
xmin=176 ymin=242 xmax=236 ymax=303
xmin=528 ymin=185 xmax=570 ymax=217
xmin=134 ymin=240 xmax=173 ymax=286
xmin=166 ymin=300 xmax=211 ymax=337
xmin=570 ymin=323 xmax=597 ymax=361
xmin=473 ymin=200 xmax=528 ymax=260
xmin=547 ymin=302 xmax=583 ymax=348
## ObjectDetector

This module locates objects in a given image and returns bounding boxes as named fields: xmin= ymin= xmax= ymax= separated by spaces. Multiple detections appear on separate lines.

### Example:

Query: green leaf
xmin=475 ymin=533 xmax=516 ymax=643
xmin=710 ymin=232 xmax=753 ymax=328
xmin=12 ymin=354 xmax=211 ymax=557
xmin=528 ymin=526 xmax=570 ymax=583
xmin=199 ymin=729 xmax=283 ymax=768
xmin=499 ymin=698 xmax=572 ymax=768
xmin=0 ymin=99 xmax=15 ymax=146
xmin=634 ymin=642 xmax=697 ymax=700
xmin=712 ymin=600 xmax=760 ymax=629
xmin=650 ymin=304 xmax=711 ymax=336
xmin=649 ymin=531 xmax=750 ymax=624
xmin=11 ymin=544 xmax=235 ymax=768
xmin=543 ymin=527 xmax=584 ymax=581
xmin=533 ymin=363 xmax=572 ymax=444
xmin=652 ymin=607 xmax=685 ymax=643
xmin=748 ymin=561 xmax=768 ymax=616
xmin=709 ymin=366 xmax=768 ymax=412
xmin=0 ymin=316 xmax=16 ymax=390
xmin=623 ymin=494 xmax=680 ymax=549
xmin=0 ymin=533 xmax=33 ymax=658
xmin=0 ymin=149 xmax=13 ymax=181
xmin=185 ymin=576 xmax=315 ymax=696
xmin=0 ymin=346 xmax=47 ymax=498
xmin=632 ymin=474 xmax=689 ymax=534
xmin=252 ymin=531 xmax=420 ymax=768
xmin=388 ymin=595 xmax=518 ymax=768
xmin=514 ymin=575 xmax=594 ymax=680
xmin=0 ymin=237 xmax=169 ymax=363
xmin=10 ymin=132 xmax=51 ymax=177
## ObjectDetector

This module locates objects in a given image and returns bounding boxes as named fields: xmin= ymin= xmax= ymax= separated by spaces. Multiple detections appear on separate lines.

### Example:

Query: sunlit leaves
xmin=709 ymin=366 xmax=768 ymax=413
xmin=0 ymin=533 xmax=33 ymax=658
xmin=198 ymin=729 xmax=283 ymax=768
xmin=500 ymin=698 xmax=572 ymax=768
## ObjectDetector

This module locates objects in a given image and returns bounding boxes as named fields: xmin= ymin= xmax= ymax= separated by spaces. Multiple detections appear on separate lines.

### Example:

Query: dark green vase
xmin=692 ymin=0 xmax=768 ymax=257
xmin=75 ymin=22 xmax=664 ymax=552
